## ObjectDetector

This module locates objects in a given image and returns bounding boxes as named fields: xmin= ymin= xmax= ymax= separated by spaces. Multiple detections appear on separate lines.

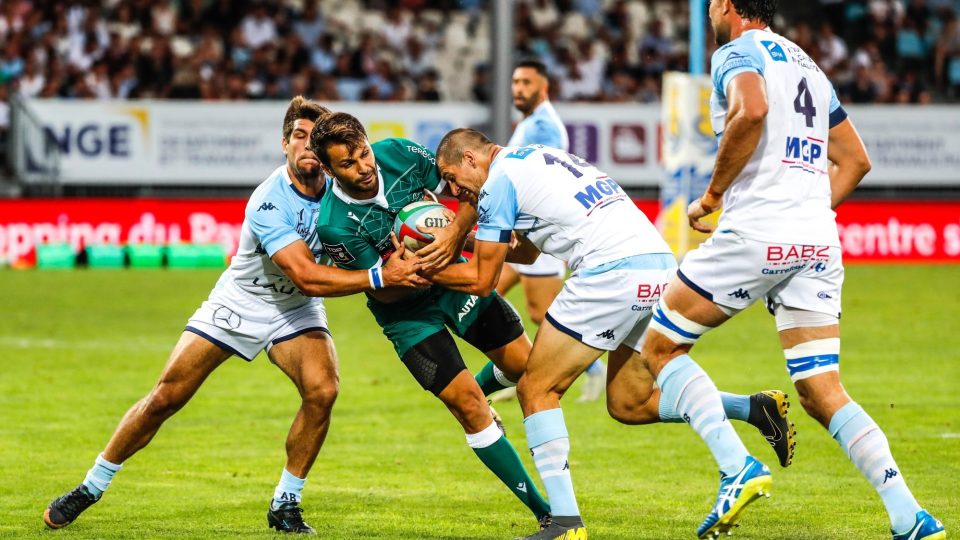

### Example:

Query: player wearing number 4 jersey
xmin=430 ymin=129 xmax=798 ymax=540
xmin=642 ymin=1 xmax=945 ymax=539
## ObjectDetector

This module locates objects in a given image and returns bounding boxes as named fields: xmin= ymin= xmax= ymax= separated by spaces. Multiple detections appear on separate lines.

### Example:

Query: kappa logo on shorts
xmin=595 ymin=329 xmax=616 ymax=340
xmin=321 ymin=242 xmax=356 ymax=265
xmin=212 ymin=306 xmax=241 ymax=330
xmin=728 ymin=288 xmax=751 ymax=300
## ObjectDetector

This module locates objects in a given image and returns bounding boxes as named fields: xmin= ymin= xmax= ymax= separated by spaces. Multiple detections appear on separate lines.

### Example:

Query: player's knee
xmin=527 ymin=306 xmax=546 ymax=326
xmin=141 ymin=387 xmax=188 ymax=420
xmin=302 ymin=376 xmax=339 ymax=412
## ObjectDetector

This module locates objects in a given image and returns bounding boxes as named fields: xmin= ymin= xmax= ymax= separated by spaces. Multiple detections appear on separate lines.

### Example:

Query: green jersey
xmin=316 ymin=138 xmax=443 ymax=273
xmin=316 ymin=137 xmax=497 ymax=358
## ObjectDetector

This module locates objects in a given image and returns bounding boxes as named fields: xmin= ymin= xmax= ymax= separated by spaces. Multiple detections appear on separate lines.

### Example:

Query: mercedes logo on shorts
xmin=212 ymin=306 xmax=241 ymax=330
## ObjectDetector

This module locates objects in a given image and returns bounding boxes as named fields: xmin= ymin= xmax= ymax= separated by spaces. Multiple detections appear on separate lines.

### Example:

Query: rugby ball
xmin=393 ymin=201 xmax=453 ymax=251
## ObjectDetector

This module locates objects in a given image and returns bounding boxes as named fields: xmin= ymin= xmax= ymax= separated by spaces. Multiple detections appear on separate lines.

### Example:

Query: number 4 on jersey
xmin=794 ymin=78 xmax=817 ymax=128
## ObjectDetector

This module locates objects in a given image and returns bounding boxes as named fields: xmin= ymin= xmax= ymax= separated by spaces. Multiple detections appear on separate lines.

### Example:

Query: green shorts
xmin=368 ymin=287 xmax=498 ymax=358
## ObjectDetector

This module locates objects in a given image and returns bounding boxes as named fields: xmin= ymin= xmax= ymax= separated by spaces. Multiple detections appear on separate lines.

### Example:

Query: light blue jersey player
xmin=481 ymin=60 xmax=610 ymax=406
xmin=43 ymin=98 xmax=426 ymax=535
xmin=190 ymin=164 xmax=330 ymax=356
xmin=429 ymin=129 xmax=796 ymax=540
xmin=641 ymin=2 xmax=945 ymax=540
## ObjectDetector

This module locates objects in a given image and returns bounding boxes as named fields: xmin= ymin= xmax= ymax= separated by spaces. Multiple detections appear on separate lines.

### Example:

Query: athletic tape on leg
xmin=784 ymin=338 xmax=840 ymax=382
xmin=648 ymin=301 xmax=712 ymax=345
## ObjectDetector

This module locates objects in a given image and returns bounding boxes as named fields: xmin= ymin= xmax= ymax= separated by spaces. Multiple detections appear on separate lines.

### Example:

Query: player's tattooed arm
xmin=827 ymin=118 xmax=871 ymax=209
xmin=416 ymin=200 xmax=477 ymax=271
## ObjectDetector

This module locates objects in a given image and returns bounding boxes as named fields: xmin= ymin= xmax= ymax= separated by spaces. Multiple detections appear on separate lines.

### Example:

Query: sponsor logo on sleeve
xmin=258 ymin=202 xmax=278 ymax=211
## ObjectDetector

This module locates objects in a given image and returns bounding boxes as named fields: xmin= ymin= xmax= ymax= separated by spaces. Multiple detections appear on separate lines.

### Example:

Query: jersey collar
xmin=282 ymin=166 xmax=326 ymax=202
xmin=331 ymin=165 xmax=389 ymax=208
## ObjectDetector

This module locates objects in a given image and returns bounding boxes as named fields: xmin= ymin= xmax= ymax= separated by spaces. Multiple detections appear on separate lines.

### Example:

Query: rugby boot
xmin=747 ymin=390 xmax=796 ymax=467
xmin=518 ymin=515 xmax=586 ymax=539
xmin=697 ymin=456 xmax=772 ymax=539
xmin=892 ymin=510 xmax=946 ymax=540
xmin=576 ymin=362 xmax=607 ymax=403
xmin=43 ymin=484 xmax=100 ymax=529
xmin=267 ymin=501 xmax=316 ymax=534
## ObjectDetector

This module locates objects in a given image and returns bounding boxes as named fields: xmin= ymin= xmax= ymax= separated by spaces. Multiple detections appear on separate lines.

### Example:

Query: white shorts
xmin=185 ymin=282 xmax=329 ymax=361
xmin=508 ymin=253 xmax=566 ymax=278
xmin=545 ymin=253 xmax=676 ymax=352
xmin=678 ymin=230 xmax=843 ymax=317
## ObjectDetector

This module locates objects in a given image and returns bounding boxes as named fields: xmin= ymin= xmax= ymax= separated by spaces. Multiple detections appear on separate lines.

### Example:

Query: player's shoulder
xmin=245 ymin=166 xmax=291 ymax=215
xmin=712 ymin=32 xmax=767 ymax=72
xmin=374 ymin=137 xmax=435 ymax=162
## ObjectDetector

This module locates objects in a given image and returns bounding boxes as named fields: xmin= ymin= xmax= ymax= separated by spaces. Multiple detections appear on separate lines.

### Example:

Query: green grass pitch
xmin=0 ymin=266 xmax=957 ymax=539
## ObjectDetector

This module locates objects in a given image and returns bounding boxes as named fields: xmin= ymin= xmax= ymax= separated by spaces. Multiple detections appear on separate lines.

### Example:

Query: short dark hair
xmin=514 ymin=59 xmax=549 ymax=81
xmin=282 ymin=96 xmax=329 ymax=141
xmin=731 ymin=0 xmax=777 ymax=26
xmin=309 ymin=112 xmax=368 ymax=167
xmin=436 ymin=128 xmax=494 ymax=166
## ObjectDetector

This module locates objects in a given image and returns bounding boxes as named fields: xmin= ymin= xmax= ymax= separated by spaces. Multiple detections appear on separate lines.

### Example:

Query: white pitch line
xmin=0 ymin=336 xmax=170 ymax=353
xmin=941 ymin=433 xmax=960 ymax=439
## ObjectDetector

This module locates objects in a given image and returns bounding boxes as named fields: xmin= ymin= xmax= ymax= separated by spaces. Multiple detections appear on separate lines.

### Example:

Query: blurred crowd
xmin=0 ymin=0 xmax=957 ymax=111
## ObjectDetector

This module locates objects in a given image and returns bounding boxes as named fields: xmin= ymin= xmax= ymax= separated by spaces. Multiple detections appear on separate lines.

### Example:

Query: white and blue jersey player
xmin=641 ymin=2 xmax=944 ymax=540
xmin=504 ymin=65 xmax=568 ymax=282
xmin=429 ymin=129 xmax=788 ymax=540
xmin=186 ymin=165 xmax=330 ymax=359
xmin=43 ymin=99 xmax=426 ymax=535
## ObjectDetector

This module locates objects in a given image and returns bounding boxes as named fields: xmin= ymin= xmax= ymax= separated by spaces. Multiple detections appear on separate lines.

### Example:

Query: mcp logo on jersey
xmin=785 ymin=137 xmax=823 ymax=164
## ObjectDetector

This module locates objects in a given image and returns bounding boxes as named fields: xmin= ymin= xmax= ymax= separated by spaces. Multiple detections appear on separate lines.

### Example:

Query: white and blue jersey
xmin=507 ymin=101 xmax=569 ymax=151
xmin=218 ymin=165 xmax=327 ymax=308
xmin=710 ymin=29 xmax=848 ymax=247
xmin=475 ymin=145 xmax=671 ymax=272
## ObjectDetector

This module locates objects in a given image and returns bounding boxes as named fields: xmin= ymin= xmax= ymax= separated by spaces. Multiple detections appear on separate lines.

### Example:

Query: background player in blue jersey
xmin=643 ymin=2 xmax=946 ymax=540
xmin=43 ymin=97 xmax=427 ymax=534
xmin=480 ymin=60 xmax=609 ymax=405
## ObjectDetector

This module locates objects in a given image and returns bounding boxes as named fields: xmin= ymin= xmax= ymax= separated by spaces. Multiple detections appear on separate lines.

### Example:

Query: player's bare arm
xmin=416 ymin=197 xmax=478 ymax=271
xmin=689 ymin=71 xmax=768 ymax=233
xmin=827 ymin=118 xmax=872 ymax=209
xmin=419 ymin=239 xmax=510 ymax=296
xmin=272 ymin=239 xmax=428 ymax=297
xmin=507 ymin=233 xmax=541 ymax=265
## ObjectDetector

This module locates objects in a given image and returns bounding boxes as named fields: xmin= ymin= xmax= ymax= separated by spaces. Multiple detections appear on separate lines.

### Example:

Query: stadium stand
xmin=0 ymin=0 xmax=956 ymax=113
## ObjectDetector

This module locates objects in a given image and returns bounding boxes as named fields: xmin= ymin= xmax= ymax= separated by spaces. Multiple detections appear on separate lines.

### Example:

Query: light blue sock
xmin=659 ymin=390 xmax=751 ymax=423
xmin=272 ymin=469 xmax=306 ymax=509
xmin=585 ymin=360 xmax=604 ymax=376
xmin=524 ymin=408 xmax=580 ymax=518
xmin=82 ymin=454 xmax=122 ymax=498
xmin=657 ymin=355 xmax=750 ymax=476
xmin=829 ymin=401 xmax=921 ymax=534
xmin=720 ymin=392 xmax=751 ymax=422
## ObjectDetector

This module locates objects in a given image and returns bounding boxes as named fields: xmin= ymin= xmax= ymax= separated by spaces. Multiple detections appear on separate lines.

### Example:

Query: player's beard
xmin=514 ymin=94 xmax=537 ymax=115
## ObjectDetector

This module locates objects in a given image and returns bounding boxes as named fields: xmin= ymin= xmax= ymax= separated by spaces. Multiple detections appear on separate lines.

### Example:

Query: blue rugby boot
xmin=892 ymin=510 xmax=945 ymax=540
xmin=697 ymin=456 xmax=772 ymax=539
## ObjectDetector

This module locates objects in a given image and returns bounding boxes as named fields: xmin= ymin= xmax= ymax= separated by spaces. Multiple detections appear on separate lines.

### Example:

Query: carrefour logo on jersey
xmin=574 ymin=178 xmax=624 ymax=210
xmin=785 ymin=136 xmax=823 ymax=164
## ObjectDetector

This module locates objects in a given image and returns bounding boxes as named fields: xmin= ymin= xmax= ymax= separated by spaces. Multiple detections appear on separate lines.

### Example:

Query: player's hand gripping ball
xmin=393 ymin=201 xmax=453 ymax=251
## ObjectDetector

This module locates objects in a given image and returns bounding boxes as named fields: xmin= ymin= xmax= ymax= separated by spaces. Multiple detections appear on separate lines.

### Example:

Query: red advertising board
xmin=0 ymin=199 xmax=957 ymax=265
